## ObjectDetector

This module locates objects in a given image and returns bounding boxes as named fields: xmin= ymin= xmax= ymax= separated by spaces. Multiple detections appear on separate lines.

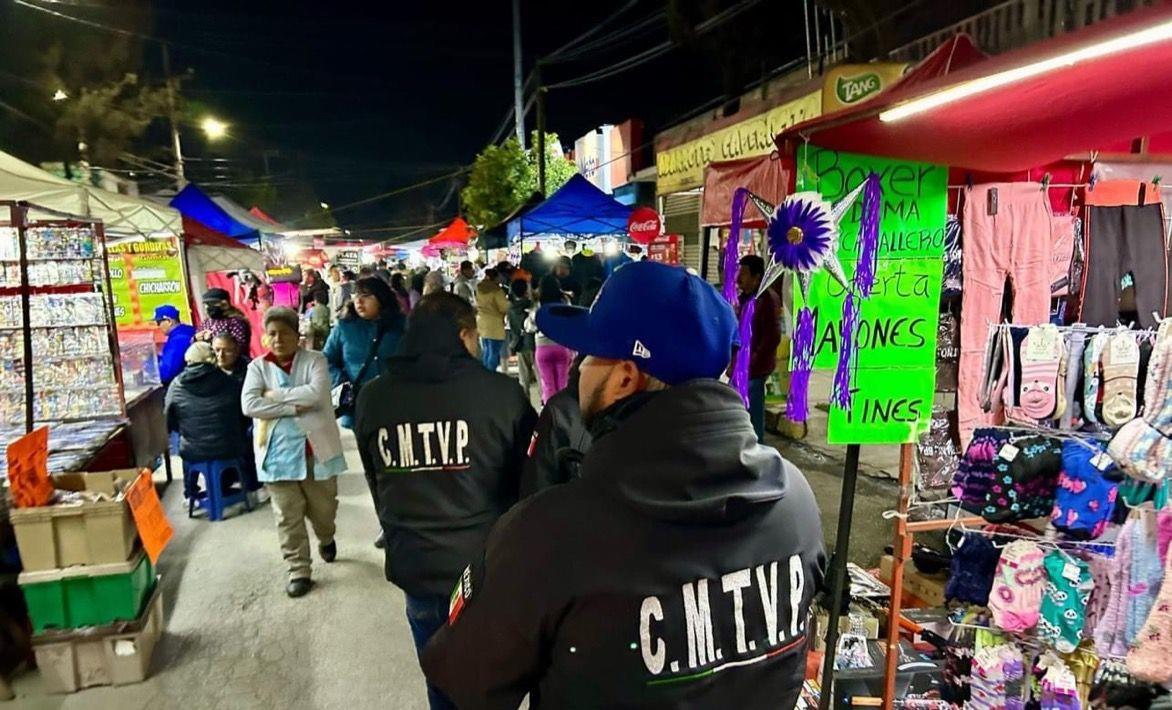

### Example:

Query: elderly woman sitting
xmin=164 ymin=341 xmax=251 ymax=501
xmin=242 ymin=307 xmax=346 ymax=598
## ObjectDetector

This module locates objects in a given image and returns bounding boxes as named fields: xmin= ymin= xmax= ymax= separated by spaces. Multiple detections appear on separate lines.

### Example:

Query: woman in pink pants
xmin=531 ymin=274 xmax=575 ymax=403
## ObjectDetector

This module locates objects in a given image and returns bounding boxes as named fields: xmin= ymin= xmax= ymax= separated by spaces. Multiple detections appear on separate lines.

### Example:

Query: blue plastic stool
xmin=183 ymin=458 xmax=253 ymax=522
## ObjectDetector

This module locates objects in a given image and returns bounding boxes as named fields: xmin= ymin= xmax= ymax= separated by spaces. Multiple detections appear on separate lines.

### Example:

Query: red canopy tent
xmin=776 ymin=4 xmax=1172 ymax=171
xmin=427 ymin=217 xmax=476 ymax=248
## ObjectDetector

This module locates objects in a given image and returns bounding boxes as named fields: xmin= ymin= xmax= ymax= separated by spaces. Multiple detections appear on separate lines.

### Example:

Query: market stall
xmin=0 ymin=201 xmax=131 ymax=474
xmin=507 ymin=174 xmax=632 ymax=254
xmin=760 ymin=6 xmax=1172 ymax=707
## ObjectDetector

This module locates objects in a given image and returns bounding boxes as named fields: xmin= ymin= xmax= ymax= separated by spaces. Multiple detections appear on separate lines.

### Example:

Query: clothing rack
xmin=882 ymin=444 xmax=985 ymax=709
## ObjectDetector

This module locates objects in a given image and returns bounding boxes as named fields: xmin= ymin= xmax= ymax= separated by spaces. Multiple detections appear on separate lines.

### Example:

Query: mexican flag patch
xmin=448 ymin=565 xmax=473 ymax=626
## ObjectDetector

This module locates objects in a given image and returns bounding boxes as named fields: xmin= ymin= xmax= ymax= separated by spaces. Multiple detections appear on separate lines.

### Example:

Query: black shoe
xmin=320 ymin=541 xmax=337 ymax=563
xmin=286 ymin=578 xmax=313 ymax=598
xmin=374 ymin=531 xmax=386 ymax=549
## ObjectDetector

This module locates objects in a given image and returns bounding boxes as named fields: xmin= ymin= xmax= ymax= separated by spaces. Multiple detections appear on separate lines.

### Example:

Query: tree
xmin=55 ymin=73 xmax=173 ymax=166
xmin=461 ymin=136 xmax=530 ymax=230
xmin=522 ymin=131 xmax=578 ymax=200
xmin=461 ymin=131 xmax=577 ymax=229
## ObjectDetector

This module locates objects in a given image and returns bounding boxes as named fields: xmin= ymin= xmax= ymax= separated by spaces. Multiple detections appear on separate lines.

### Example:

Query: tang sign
xmin=7 ymin=427 xmax=53 ymax=508
xmin=125 ymin=469 xmax=173 ymax=564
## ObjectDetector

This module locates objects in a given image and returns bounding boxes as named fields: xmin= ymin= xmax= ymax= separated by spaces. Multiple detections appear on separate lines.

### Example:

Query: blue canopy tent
xmin=170 ymin=184 xmax=263 ymax=245
xmin=508 ymin=174 xmax=632 ymax=244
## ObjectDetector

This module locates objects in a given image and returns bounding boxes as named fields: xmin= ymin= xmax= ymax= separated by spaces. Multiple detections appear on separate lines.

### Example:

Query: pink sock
xmin=989 ymin=540 xmax=1046 ymax=631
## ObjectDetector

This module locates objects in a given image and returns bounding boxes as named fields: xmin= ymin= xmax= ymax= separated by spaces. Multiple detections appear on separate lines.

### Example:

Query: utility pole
xmin=535 ymin=61 xmax=546 ymax=196
xmin=512 ymin=0 xmax=525 ymax=148
xmin=161 ymin=43 xmax=186 ymax=191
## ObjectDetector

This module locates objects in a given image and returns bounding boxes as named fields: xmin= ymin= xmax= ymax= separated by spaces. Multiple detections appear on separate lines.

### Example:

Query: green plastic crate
xmin=18 ymin=550 xmax=154 ymax=633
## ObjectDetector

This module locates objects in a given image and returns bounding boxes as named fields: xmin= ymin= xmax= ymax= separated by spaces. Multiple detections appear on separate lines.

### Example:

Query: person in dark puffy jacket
xmin=519 ymin=355 xmax=591 ymax=497
xmin=164 ymin=342 xmax=251 ymax=499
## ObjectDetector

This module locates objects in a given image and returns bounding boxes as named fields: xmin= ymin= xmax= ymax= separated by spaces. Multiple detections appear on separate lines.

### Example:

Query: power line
xmin=546 ymin=0 xmax=765 ymax=90
xmin=286 ymin=166 xmax=472 ymax=226
xmin=544 ymin=0 xmax=643 ymax=59
xmin=545 ymin=9 xmax=667 ymax=64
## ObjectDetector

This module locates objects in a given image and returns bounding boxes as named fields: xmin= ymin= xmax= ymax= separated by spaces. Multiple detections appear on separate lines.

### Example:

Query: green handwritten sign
xmin=827 ymin=366 xmax=937 ymax=444
xmin=795 ymin=146 xmax=947 ymax=444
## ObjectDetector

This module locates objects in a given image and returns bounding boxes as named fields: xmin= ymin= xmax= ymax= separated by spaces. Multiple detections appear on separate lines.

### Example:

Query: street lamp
xmin=319 ymin=202 xmax=330 ymax=210
xmin=52 ymin=89 xmax=68 ymax=102
xmin=200 ymin=116 xmax=228 ymax=141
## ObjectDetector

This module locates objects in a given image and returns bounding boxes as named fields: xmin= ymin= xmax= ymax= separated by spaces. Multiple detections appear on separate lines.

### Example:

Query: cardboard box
xmin=50 ymin=470 xmax=139 ymax=499
xmin=32 ymin=581 xmax=164 ymax=694
xmin=10 ymin=499 xmax=137 ymax=572
xmin=877 ymin=555 xmax=947 ymax=607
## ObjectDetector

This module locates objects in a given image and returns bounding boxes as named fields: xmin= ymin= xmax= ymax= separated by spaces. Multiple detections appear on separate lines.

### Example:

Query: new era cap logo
xmin=633 ymin=340 xmax=651 ymax=359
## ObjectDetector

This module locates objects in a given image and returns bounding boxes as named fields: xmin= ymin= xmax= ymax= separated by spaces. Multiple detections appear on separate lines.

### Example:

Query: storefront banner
xmin=795 ymin=146 xmax=947 ymax=444
xmin=332 ymin=249 xmax=362 ymax=269
xmin=656 ymin=91 xmax=821 ymax=194
xmin=821 ymin=63 xmax=909 ymax=114
xmin=107 ymin=238 xmax=192 ymax=329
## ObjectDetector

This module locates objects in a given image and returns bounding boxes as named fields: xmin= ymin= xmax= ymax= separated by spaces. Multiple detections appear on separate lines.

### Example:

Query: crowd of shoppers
xmin=157 ymin=249 xmax=812 ymax=709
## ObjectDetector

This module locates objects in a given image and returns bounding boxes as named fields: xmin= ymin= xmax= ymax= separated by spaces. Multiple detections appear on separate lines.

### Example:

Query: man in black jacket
xmin=422 ymin=261 xmax=826 ymax=709
xmin=355 ymin=292 xmax=537 ymax=710
xmin=519 ymin=355 xmax=591 ymax=497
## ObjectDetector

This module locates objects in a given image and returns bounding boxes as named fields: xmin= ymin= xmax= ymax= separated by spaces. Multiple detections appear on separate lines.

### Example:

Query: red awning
xmin=182 ymin=216 xmax=255 ymax=250
xmin=700 ymin=155 xmax=791 ymax=227
xmin=778 ymin=5 xmax=1172 ymax=171
xmin=428 ymin=216 xmax=476 ymax=247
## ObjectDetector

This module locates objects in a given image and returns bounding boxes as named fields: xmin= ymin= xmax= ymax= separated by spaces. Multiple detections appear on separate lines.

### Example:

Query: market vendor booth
xmin=741 ymin=6 xmax=1172 ymax=707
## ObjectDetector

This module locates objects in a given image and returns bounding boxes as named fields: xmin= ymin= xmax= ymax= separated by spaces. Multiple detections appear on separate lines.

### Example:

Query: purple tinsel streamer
xmin=853 ymin=172 xmax=882 ymax=297
xmin=722 ymin=188 xmax=750 ymax=305
xmin=730 ymin=296 xmax=755 ymax=406
xmin=786 ymin=306 xmax=815 ymax=422
xmin=832 ymin=292 xmax=859 ymax=409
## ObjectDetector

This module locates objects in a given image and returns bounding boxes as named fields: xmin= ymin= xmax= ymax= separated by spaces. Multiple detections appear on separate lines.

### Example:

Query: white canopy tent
xmin=0 ymin=150 xmax=182 ymax=237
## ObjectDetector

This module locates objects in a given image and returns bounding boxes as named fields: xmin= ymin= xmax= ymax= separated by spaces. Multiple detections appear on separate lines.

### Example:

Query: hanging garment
xmin=1078 ymin=180 xmax=1169 ymax=329
xmin=1050 ymin=215 xmax=1077 ymax=297
xmin=959 ymin=184 xmax=1055 ymax=446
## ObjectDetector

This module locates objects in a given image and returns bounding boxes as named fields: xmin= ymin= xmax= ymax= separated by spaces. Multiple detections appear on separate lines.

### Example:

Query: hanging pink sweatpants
xmin=958 ymin=183 xmax=1054 ymax=446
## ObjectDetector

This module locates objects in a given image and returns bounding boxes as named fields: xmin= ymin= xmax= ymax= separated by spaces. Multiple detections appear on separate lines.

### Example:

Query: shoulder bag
xmin=331 ymin=326 xmax=386 ymax=417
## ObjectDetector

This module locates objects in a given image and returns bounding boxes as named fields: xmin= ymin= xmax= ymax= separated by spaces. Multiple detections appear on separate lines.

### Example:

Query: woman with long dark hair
xmin=323 ymin=278 xmax=406 ymax=549
xmin=323 ymin=277 xmax=406 ymax=430
xmin=389 ymin=272 xmax=413 ymax=315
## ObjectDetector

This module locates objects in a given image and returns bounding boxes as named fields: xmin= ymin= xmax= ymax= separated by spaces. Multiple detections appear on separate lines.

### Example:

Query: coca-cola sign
xmin=627 ymin=207 xmax=662 ymax=244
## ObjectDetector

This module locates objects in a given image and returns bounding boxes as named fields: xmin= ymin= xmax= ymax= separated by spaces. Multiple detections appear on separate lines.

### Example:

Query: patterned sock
xmin=1040 ymin=551 xmax=1093 ymax=653
xmin=989 ymin=540 xmax=1047 ymax=631
xmin=1101 ymin=333 xmax=1140 ymax=427
xmin=1127 ymin=517 xmax=1165 ymax=646
xmin=1019 ymin=325 xmax=1062 ymax=419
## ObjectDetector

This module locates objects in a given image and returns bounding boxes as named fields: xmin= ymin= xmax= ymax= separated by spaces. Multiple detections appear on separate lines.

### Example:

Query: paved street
xmin=6 ymin=428 xmax=896 ymax=709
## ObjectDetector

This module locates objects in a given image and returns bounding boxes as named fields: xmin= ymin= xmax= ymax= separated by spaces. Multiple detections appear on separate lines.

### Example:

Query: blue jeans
xmin=405 ymin=594 xmax=457 ymax=710
xmin=480 ymin=338 xmax=504 ymax=372
xmin=749 ymin=376 xmax=766 ymax=443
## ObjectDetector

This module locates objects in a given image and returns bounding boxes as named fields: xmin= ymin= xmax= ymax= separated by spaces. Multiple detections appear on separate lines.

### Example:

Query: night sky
xmin=10 ymin=0 xmax=813 ymax=240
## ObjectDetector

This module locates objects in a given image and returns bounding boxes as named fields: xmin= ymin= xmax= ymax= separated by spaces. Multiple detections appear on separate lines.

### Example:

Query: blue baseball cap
xmin=154 ymin=305 xmax=180 ymax=322
xmin=536 ymin=261 xmax=737 ymax=385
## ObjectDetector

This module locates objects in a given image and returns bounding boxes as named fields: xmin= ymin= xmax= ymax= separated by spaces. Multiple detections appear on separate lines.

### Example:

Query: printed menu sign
xmin=795 ymin=146 xmax=947 ymax=444
xmin=107 ymin=238 xmax=192 ymax=329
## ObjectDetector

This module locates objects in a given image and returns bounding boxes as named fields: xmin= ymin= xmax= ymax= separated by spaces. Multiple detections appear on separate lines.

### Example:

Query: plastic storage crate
xmin=9 ymin=472 xmax=138 ymax=572
xmin=32 ymin=581 xmax=164 ymax=694
xmin=19 ymin=550 xmax=154 ymax=632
